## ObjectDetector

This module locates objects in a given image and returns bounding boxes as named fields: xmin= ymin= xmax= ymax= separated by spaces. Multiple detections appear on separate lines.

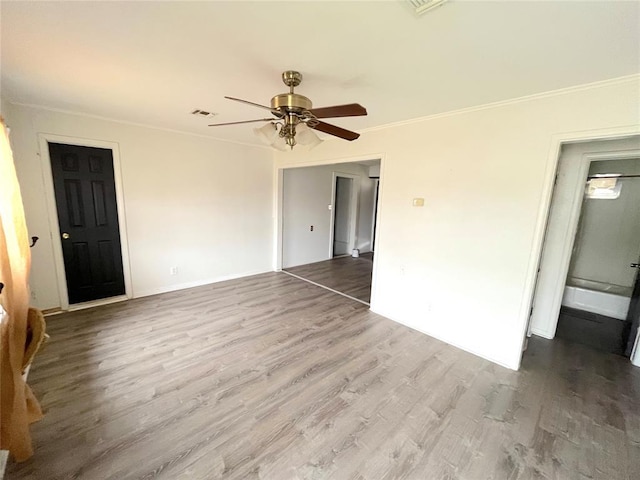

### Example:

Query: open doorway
xmin=528 ymin=136 xmax=640 ymax=364
xmin=555 ymin=158 xmax=640 ymax=355
xmin=332 ymin=175 xmax=355 ymax=257
xmin=281 ymin=159 xmax=380 ymax=304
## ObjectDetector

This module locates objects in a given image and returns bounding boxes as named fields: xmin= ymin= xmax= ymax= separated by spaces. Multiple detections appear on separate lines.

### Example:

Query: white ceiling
xmin=2 ymin=1 xmax=638 ymax=147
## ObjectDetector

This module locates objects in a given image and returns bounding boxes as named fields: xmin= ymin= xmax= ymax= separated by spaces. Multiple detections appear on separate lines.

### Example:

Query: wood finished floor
xmin=8 ymin=272 xmax=640 ymax=480
xmin=284 ymin=253 xmax=373 ymax=303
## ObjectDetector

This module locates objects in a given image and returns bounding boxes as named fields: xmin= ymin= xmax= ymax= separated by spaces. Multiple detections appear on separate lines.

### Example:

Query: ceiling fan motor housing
xmin=271 ymin=93 xmax=312 ymax=112
xmin=272 ymin=71 xmax=312 ymax=113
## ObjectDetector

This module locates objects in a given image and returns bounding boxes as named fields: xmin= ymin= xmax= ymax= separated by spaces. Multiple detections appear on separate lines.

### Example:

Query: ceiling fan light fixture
xmin=296 ymin=123 xmax=323 ymax=149
xmin=254 ymin=122 xmax=278 ymax=145
xmin=213 ymin=70 xmax=367 ymax=149
xmin=271 ymin=134 xmax=288 ymax=151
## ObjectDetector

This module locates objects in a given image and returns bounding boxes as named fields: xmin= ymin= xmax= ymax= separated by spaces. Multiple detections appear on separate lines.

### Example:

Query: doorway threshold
xmin=67 ymin=294 xmax=129 ymax=312
xmin=282 ymin=270 xmax=370 ymax=307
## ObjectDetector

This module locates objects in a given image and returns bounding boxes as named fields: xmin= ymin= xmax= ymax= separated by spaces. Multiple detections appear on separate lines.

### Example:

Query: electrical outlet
xmin=310 ymin=225 xmax=314 ymax=231
xmin=170 ymin=266 xmax=178 ymax=276
xmin=30 ymin=289 xmax=37 ymax=300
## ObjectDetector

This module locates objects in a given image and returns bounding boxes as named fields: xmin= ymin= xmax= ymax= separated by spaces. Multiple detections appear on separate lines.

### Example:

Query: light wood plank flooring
xmin=8 ymin=272 xmax=640 ymax=479
xmin=284 ymin=253 xmax=373 ymax=303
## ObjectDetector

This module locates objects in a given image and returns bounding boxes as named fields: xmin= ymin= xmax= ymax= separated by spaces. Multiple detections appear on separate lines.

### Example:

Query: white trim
xmin=370 ymin=178 xmax=380 ymax=252
xmin=371 ymin=304 xmax=517 ymax=370
xmin=37 ymin=133 xmax=134 ymax=310
xmin=11 ymin=75 xmax=639 ymax=149
xmin=518 ymin=127 xmax=640 ymax=367
xmin=278 ymin=152 xmax=385 ymax=169
xmin=67 ymin=295 xmax=128 ymax=312
xmin=273 ymin=167 xmax=284 ymax=271
xmin=15 ymin=101 xmax=271 ymax=150
xmin=361 ymin=74 xmax=640 ymax=134
xmin=329 ymin=172 xmax=360 ymax=258
xmin=631 ymin=332 xmax=640 ymax=367
xmin=134 ymin=269 xmax=271 ymax=299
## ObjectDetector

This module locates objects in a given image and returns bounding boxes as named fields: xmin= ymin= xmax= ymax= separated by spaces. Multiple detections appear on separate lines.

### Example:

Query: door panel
xmin=49 ymin=143 xmax=125 ymax=304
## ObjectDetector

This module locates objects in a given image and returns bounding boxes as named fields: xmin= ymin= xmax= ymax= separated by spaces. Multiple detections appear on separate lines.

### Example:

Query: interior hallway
xmin=284 ymin=252 xmax=373 ymax=304
xmin=8 ymin=272 xmax=640 ymax=480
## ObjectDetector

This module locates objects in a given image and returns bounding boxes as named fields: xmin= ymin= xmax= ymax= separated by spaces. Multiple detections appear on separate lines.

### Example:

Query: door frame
xmin=528 ymin=141 xmax=640 ymax=339
xmin=328 ymin=172 xmax=360 ymax=258
xmin=371 ymin=178 xmax=380 ymax=252
xmin=38 ymin=133 xmax=133 ymax=310
xmin=274 ymin=153 xmax=385 ymax=310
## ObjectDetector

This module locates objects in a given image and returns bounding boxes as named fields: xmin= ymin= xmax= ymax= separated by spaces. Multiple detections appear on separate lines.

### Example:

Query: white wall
xmin=282 ymin=161 xmax=378 ymax=268
xmin=3 ymin=102 xmax=274 ymax=309
xmin=275 ymin=76 xmax=640 ymax=370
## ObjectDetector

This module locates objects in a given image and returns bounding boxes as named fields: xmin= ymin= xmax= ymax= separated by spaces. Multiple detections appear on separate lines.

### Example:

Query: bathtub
xmin=562 ymin=278 xmax=631 ymax=320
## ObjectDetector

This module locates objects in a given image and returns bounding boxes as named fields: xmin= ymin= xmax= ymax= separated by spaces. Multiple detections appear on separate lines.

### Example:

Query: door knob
xmin=631 ymin=263 xmax=640 ymax=268
xmin=62 ymin=232 xmax=70 ymax=239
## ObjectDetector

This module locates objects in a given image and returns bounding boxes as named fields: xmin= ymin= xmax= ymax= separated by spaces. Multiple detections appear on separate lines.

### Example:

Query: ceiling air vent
xmin=191 ymin=109 xmax=217 ymax=118
xmin=407 ymin=0 xmax=449 ymax=15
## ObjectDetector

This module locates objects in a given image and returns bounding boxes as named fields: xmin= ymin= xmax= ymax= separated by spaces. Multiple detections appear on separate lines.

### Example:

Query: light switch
xmin=412 ymin=198 xmax=425 ymax=207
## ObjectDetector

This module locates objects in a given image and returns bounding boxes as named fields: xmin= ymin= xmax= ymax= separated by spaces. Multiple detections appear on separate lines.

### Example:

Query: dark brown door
xmin=624 ymin=262 xmax=640 ymax=356
xmin=49 ymin=143 xmax=125 ymax=304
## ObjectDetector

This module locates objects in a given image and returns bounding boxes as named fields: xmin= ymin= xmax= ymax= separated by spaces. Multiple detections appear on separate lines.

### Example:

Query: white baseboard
xmin=133 ymin=269 xmax=273 ymax=299
xmin=530 ymin=327 xmax=555 ymax=339
xmin=370 ymin=306 xmax=519 ymax=371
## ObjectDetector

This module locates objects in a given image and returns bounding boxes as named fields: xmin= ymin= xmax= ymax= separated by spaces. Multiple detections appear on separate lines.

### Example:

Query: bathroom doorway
xmin=555 ymin=158 xmax=640 ymax=355
xmin=527 ymin=136 xmax=640 ymax=363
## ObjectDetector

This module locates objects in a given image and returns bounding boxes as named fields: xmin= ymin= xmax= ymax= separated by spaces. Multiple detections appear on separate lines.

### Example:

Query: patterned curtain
xmin=0 ymin=116 xmax=43 ymax=461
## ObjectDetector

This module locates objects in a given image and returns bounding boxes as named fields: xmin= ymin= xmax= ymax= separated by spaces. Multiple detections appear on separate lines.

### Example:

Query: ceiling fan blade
xmin=309 ymin=103 xmax=367 ymax=119
xmin=208 ymin=118 xmax=274 ymax=127
xmin=309 ymin=121 xmax=360 ymax=141
xmin=225 ymin=96 xmax=281 ymax=115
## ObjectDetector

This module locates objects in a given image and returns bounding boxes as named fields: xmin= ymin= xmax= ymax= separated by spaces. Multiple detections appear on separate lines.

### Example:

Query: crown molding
xmin=361 ymin=74 xmax=640 ymax=134
xmin=6 ymin=101 xmax=272 ymax=151
xmin=7 ymin=73 xmax=639 ymax=147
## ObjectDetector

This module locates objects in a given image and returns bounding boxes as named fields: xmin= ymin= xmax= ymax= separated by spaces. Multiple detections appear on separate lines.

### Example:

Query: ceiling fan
xmin=208 ymin=70 xmax=367 ymax=150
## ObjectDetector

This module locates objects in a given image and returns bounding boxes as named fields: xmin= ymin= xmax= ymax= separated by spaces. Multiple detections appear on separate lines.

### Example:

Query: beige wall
xmin=275 ymin=76 xmax=640 ymax=369
xmin=4 ymin=103 xmax=274 ymax=309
